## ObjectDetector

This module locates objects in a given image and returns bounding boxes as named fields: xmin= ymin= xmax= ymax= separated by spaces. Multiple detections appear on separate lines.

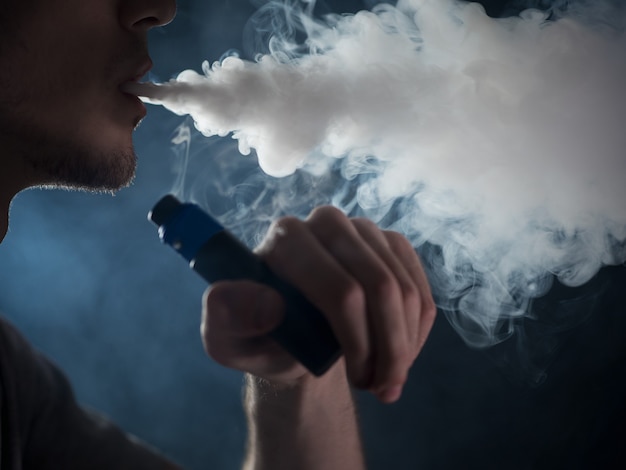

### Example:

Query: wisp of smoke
xmin=125 ymin=0 xmax=626 ymax=348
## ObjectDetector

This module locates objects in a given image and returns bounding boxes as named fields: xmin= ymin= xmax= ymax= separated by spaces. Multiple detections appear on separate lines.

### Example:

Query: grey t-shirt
xmin=0 ymin=316 xmax=174 ymax=469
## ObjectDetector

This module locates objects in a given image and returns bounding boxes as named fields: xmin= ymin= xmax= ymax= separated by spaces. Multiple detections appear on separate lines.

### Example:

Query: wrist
xmin=243 ymin=358 xmax=364 ymax=470
xmin=246 ymin=358 xmax=349 ymax=400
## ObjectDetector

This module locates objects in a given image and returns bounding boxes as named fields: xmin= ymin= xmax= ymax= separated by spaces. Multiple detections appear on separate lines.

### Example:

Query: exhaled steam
xmin=129 ymin=0 xmax=626 ymax=347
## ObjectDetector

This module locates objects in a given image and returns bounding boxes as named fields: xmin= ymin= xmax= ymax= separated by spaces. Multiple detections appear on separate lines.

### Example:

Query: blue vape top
xmin=151 ymin=196 xmax=224 ymax=263
xmin=149 ymin=194 xmax=341 ymax=376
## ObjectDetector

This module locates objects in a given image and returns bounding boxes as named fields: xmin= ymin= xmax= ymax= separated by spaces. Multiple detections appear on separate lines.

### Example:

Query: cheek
xmin=9 ymin=11 xmax=113 ymax=102
xmin=0 ymin=40 xmax=79 ymax=117
xmin=0 ymin=6 xmax=138 ymax=150
xmin=0 ymin=42 xmax=39 ymax=109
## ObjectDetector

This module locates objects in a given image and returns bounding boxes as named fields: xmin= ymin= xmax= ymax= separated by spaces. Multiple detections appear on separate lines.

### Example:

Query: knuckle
xmin=337 ymin=281 xmax=366 ymax=315
xmin=272 ymin=215 xmax=303 ymax=234
xmin=422 ymin=296 xmax=437 ymax=321
xmin=333 ymin=283 xmax=370 ymax=361
xmin=203 ymin=284 xmax=221 ymax=307
xmin=402 ymin=276 xmax=420 ymax=299
xmin=351 ymin=217 xmax=379 ymax=233
xmin=384 ymin=230 xmax=413 ymax=254
xmin=308 ymin=205 xmax=348 ymax=225
xmin=258 ymin=216 xmax=304 ymax=258
xmin=371 ymin=271 xmax=399 ymax=300
xmin=401 ymin=281 xmax=421 ymax=312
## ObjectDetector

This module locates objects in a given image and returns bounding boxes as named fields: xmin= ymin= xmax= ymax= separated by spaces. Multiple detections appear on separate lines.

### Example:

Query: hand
xmin=200 ymin=206 xmax=436 ymax=403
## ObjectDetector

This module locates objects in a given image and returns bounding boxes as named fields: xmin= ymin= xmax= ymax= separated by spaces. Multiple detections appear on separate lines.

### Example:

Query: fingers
xmin=382 ymin=231 xmax=437 ymax=357
xmin=255 ymin=206 xmax=436 ymax=403
xmin=255 ymin=214 xmax=373 ymax=389
xmin=350 ymin=219 xmax=422 ymax=396
xmin=201 ymin=206 xmax=437 ymax=404
xmin=306 ymin=211 xmax=410 ymax=400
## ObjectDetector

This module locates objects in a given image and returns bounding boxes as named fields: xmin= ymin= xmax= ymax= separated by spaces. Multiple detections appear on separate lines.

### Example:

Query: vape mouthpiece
xmin=120 ymin=81 xmax=169 ymax=102
xmin=149 ymin=194 xmax=341 ymax=376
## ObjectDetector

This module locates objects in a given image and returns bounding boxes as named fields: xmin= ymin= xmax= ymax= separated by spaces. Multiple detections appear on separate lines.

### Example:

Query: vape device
xmin=149 ymin=194 xmax=341 ymax=376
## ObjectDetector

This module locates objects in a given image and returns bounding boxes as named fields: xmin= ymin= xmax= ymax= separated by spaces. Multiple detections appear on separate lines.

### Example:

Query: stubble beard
xmin=27 ymin=137 xmax=138 ymax=193
xmin=2 ymin=115 xmax=138 ymax=193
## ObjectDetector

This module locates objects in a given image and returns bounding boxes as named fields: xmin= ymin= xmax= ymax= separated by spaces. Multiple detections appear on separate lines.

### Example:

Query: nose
xmin=120 ymin=0 xmax=177 ymax=32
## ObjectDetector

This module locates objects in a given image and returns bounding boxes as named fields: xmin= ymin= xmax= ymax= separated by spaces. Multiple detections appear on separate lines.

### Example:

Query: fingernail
xmin=377 ymin=385 xmax=403 ymax=403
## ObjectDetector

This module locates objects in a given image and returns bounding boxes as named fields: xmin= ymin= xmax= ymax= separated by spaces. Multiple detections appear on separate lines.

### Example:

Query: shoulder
xmin=0 ymin=315 xmax=179 ymax=469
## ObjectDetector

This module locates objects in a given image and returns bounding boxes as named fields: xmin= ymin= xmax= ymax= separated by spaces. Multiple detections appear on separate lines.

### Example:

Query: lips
xmin=118 ymin=59 xmax=153 ymax=120
xmin=119 ymin=58 xmax=153 ymax=93
xmin=130 ymin=59 xmax=153 ymax=84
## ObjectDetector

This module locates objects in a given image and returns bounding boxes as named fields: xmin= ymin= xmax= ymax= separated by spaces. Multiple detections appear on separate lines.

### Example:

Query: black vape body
xmin=149 ymin=195 xmax=341 ymax=376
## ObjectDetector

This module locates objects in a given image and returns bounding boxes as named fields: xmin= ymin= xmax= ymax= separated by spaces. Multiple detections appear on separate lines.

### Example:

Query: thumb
xmin=203 ymin=280 xmax=285 ymax=337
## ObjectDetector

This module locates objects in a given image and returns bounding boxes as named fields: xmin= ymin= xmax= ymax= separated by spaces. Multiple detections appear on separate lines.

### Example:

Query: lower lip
xmin=121 ymin=91 xmax=147 ymax=119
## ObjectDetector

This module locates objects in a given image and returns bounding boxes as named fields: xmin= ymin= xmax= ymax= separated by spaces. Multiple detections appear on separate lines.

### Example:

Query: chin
xmin=76 ymin=150 xmax=137 ymax=191
xmin=32 ymin=140 xmax=138 ymax=192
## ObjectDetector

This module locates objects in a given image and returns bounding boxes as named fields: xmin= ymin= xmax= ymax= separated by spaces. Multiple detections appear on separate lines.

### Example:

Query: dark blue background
xmin=0 ymin=1 xmax=624 ymax=468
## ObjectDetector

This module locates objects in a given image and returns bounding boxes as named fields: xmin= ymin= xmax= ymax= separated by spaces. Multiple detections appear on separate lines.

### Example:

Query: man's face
xmin=0 ymin=0 xmax=176 ymax=191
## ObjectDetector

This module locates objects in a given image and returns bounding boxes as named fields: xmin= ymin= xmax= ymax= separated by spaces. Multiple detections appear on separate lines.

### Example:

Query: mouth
xmin=119 ymin=58 xmax=153 ymax=94
xmin=119 ymin=59 xmax=153 ymax=121
xmin=128 ymin=59 xmax=153 ymax=84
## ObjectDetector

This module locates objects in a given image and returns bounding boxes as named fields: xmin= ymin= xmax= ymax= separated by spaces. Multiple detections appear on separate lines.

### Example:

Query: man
xmin=0 ymin=0 xmax=436 ymax=469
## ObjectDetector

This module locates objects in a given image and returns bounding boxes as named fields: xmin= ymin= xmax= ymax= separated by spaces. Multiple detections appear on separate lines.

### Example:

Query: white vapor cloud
xmin=126 ymin=0 xmax=626 ymax=347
